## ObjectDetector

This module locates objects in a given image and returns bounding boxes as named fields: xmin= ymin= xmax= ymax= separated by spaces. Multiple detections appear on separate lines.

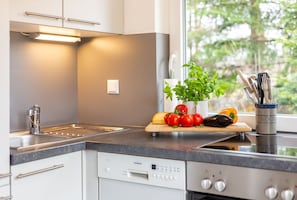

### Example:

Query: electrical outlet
xmin=107 ymin=80 xmax=119 ymax=94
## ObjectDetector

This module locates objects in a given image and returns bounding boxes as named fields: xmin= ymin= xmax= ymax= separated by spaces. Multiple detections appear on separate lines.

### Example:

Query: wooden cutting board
xmin=145 ymin=122 xmax=252 ymax=133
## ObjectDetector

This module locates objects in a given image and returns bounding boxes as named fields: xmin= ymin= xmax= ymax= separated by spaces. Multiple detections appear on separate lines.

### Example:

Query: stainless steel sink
xmin=10 ymin=123 xmax=127 ymax=152
xmin=10 ymin=134 xmax=71 ymax=152
xmin=41 ymin=123 xmax=125 ymax=138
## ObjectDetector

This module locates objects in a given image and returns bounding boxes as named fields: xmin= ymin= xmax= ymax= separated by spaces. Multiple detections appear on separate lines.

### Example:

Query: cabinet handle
xmin=0 ymin=196 xmax=12 ymax=200
xmin=25 ymin=11 xmax=64 ymax=20
xmin=66 ymin=18 xmax=101 ymax=26
xmin=15 ymin=164 xmax=64 ymax=179
xmin=0 ymin=173 xmax=11 ymax=179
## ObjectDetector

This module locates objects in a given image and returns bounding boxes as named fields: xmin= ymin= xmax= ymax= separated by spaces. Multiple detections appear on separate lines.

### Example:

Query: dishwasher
xmin=98 ymin=152 xmax=186 ymax=200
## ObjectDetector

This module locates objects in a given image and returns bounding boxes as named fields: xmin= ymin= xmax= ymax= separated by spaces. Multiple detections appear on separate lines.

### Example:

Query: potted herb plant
xmin=163 ymin=62 xmax=226 ymax=116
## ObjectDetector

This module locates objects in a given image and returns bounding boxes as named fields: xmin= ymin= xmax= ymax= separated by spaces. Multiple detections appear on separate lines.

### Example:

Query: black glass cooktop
xmin=201 ymin=133 xmax=297 ymax=158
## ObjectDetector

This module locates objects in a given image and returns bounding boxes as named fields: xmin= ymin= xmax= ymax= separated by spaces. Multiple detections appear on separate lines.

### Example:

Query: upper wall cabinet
xmin=124 ymin=0 xmax=169 ymax=34
xmin=10 ymin=0 xmax=63 ymax=27
xmin=10 ymin=0 xmax=123 ymax=34
xmin=64 ymin=0 xmax=123 ymax=33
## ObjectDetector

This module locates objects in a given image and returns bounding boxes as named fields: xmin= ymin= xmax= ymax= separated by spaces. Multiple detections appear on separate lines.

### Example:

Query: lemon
xmin=151 ymin=112 xmax=167 ymax=125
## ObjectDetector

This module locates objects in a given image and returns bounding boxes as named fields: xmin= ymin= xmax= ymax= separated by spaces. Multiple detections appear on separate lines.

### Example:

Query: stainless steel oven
xmin=187 ymin=161 xmax=297 ymax=200
xmin=187 ymin=132 xmax=297 ymax=200
xmin=188 ymin=191 xmax=245 ymax=200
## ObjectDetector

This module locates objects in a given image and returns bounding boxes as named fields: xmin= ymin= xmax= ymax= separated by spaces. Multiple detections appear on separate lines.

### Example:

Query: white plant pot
xmin=184 ymin=101 xmax=196 ymax=114
xmin=163 ymin=79 xmax=179 ymax=112
xmin=196 ymin=100 xmax=208 ymax=118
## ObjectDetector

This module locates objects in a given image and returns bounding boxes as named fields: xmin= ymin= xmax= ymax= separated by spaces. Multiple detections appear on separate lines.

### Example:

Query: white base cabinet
xmin=82 ymin=150 xmax=98 ymax=200
xmin=11 ymin=151 xmax=82 ymax=200
xmin=0 ymin=0 xmax=11 ymax=199
xmin=0 ymin=186 xmax=11 ymax=200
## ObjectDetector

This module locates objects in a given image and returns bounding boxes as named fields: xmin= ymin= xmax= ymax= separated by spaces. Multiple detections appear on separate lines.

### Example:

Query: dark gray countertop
xmin=10 ymin=128 xmax=297 ymax=173
xmin=10 ymin=142 xmax=85 ymax=165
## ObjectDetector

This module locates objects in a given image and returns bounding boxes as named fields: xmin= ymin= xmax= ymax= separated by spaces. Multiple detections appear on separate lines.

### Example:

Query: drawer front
xmin=11 ymin=151 xmax=82 ymax=200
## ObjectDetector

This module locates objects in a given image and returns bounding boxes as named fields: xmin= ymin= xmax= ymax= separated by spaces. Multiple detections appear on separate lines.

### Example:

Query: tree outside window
xmin=185 ymin=0 xmax=297 ymax=114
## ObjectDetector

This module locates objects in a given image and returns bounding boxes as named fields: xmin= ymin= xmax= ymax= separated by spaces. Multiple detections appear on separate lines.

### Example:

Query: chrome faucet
xmin=28 ymin=105 xmax=40 ymax=135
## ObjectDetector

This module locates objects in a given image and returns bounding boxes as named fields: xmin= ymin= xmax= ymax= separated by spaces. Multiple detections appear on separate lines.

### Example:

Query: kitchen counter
xmin=10 ymin=141 xmax=85 ymax=165
xmin=10 ymin=127 xmax=297 ymax=173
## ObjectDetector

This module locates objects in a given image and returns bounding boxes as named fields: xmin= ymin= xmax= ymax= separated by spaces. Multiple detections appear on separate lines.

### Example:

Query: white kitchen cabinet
xmin=10 ymin=0 xmax=63 ymax=27
xmin=11 ymin=151 xmax=82 ymax=200
xmin=64 ymin=0 xmax=123 ymax=33
xmin=0 ymin=186 xmax=11 ymax=200
xmin=82 ymin=150 xmax=98 ymax=200
xmin=10 ymin=0 xmax=123 ymax=34
xmin=0 ymin=0 xmax=11 ymax=199
xmin=124 ymin=0 xmax=169 ymax=34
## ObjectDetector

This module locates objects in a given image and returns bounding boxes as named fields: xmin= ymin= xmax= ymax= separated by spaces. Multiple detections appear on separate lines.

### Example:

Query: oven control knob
xmin=265 ymin=187 xmax=278 ymax=199
xmin=214 ymin=180 xmax=226 ymax=192
xmin=281 ymin=189 xmax=294 ymax=200
xmin=201 ymin=178 xmax=212 ymax=190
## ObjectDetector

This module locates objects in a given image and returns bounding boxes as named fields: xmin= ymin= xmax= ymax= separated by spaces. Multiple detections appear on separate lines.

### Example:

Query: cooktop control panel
xmin=187 ymin=161 xmax=297 ymax=200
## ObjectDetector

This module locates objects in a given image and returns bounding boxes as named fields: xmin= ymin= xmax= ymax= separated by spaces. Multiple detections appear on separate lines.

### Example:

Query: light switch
xmin=107 ymin=80 xmax=119 ymax=94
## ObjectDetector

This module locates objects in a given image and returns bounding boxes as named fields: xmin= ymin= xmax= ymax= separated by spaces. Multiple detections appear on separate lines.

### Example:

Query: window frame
xmin=168 ymin=0 xmax=297 ymax=133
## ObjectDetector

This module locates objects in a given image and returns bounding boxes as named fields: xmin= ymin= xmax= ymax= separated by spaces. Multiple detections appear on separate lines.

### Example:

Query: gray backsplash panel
xmin=10 ymin=32 xmax=78 ymax=131
xmin=77 ymin=33 xmax=169 ymax=126
xmin=10 ymin=32 xmax=169 ymax=131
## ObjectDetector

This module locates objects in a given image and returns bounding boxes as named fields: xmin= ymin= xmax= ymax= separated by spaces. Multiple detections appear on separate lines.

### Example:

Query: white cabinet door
xmin=10 ymin=0 xmax=122 ymax=33
xmin=124 ymin=0 xmax=169 ymax=34
xmin=82 ymin=150 xmax=98 ymax=200
xmin=124 ymin=0 xmax=155 ymax=34
xmin=0 ymin=186 xmax=11 ymax=200
xmin=10 ymin=0 xmax=63 ymax=27
xmin=96 ymin=0 xmax=123 ymax=33
xmin=0 ymin=0 xmax=10 ymax=198
xmin=11 ymin=151 xmax=82 ymax=200
xmin=64 ymin=0 xmax=123 ymax=33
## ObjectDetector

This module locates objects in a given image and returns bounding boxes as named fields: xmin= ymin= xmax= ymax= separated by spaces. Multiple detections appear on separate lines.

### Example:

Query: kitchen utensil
xmin=257 ymin=72 xmax=265 ymax=104
xmin=237 ymin=69 xmax=258 ymax=104
xmin=261 ymin=73 xmax=271 ymax=104
xmin=236 ymin=69 xmax=253 ymax=93
xmin=248 ymin=76 xmax=259 ymax=102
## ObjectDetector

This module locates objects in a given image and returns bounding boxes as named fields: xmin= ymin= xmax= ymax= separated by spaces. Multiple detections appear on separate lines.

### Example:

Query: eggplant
xmin=203 ymin=114 xmax=233 ymax=127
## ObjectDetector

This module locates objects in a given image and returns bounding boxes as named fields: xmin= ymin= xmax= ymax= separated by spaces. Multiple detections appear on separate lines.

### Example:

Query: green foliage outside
xmin=186 ymin=0 xmax=297 ymax=114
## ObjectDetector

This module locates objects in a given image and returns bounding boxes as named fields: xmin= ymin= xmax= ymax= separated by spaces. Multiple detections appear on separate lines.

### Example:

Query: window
xmin=182 ymin=0 xmax=297 ymax=132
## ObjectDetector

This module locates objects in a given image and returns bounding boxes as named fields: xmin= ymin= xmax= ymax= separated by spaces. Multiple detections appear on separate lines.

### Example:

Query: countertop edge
xmin=10 ymin=142 xmax=85 ymax=165
xmin=86 ymin=142 xmax=187 ymax=161
xmin=9 ymin=130 xmax=297 ymax=173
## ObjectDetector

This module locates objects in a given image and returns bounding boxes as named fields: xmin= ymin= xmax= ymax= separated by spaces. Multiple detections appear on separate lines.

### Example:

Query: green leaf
xmin=163 ymin=62 xmax=225 ymax=103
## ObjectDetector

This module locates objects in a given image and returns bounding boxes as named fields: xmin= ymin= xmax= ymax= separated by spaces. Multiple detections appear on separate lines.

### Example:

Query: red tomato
xmin=192 ymin=113 xmax=203 ymax=126
xmin=167 ymin=113 xmax=180 ymax=127
xmin=180 ymin=114 xmax=194 ymax=127
xmin=174 ymin=104 xmax=188 ymax=115
xmin=164 ymin=113 xmax=171 ymax=124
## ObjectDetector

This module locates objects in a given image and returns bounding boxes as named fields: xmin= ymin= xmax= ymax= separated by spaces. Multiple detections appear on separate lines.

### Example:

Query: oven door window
xmin=188 ymin=192 xmax=245 ymax=200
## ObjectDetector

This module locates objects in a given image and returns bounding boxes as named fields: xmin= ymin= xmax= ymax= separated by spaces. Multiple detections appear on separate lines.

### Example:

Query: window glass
xmin=185 ymin=0 xmax=297 ymax=115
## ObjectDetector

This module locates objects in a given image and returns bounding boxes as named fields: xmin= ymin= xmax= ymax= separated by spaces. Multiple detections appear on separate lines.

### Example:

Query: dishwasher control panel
xmin=98 ymin=152 xmax=186 ymax=190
